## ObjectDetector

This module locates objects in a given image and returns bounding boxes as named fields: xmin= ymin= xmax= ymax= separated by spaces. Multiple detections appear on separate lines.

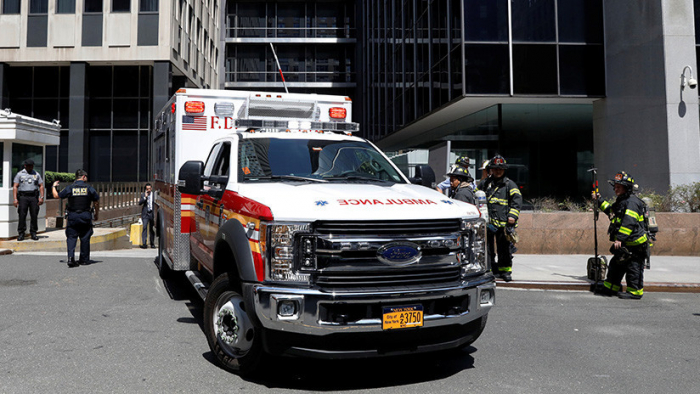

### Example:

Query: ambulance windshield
xmin=238 ymin=138 xmax=405 ymax=183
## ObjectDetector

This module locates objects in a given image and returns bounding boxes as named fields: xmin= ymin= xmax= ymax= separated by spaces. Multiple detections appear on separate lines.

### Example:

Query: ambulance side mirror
xmin=178 ymin=161 xmax=205 ymax=195
xmin=409 ymin=165 xmax=436 ymax=188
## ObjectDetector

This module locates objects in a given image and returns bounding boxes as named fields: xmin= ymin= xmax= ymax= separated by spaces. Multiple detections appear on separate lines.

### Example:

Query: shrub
xmin=637 ymin=188 xmax=673 ymax=212
xmin=672 ymin=182 xmax=700 ymax=212
xmin=45 ymin=171 xmax=75 ymax=184
xmin=530 ymin=196 xmax=559 ymax=212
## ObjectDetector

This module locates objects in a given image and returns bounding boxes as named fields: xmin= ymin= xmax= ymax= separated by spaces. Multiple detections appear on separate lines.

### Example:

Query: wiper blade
xmin=324 ymin=175 xmax=394 ymax=183
xmin=247 ymin=175 xmax=327 ymax=183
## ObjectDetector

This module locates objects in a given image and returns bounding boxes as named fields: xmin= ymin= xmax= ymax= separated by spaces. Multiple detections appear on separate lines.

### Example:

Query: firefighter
xmin=436 ymin=156 xmax=471 ymax=194
xmin=478 ymin=155 xmax=522 ymax=282
xmin=446 ymin=166 xmax=476 ymax=204
xmin=592 ymin=171 xmax=648 ymax=299
xmin=52 ymin=169 xmax=100 ymax=268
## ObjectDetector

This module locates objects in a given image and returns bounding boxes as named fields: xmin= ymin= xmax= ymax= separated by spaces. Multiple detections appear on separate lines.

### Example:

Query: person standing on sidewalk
xmin=446 ymin=166 xmax=476 ymax=204
xmin=478 ymin=155 xmax=522 ymax=282
xmin=436 ymin=156 xmax=471 ymax=194
xmin=592 ymin=171 xmax=649 ymax=299
xmin=13 ymin=159 xmax=45 ymax=241
xmin=52 ymin=169 xmax=100 ymax=268
xmin=139 ymin=183 xmax=156 ymax=249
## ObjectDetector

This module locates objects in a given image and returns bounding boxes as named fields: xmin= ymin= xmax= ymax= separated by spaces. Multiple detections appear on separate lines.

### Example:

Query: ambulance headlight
xmin=260 ymin=223 xmax=312 ymax=284
xmin=459 ymin=218 xmax=488 ymax=277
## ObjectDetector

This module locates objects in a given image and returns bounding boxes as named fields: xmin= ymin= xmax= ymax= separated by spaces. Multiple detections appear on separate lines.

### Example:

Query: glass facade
xmin=5 ymin=66 xmax=69 ymax=173
xmin=362 ymin=0 xmax=604 ymax=199
xmin=87 ymin=66 xmax=151 ymax=182
xmin=4 ymin=65 xmax=151 ymax=182
xmin=363 ymin=0 xmax=605 ymax=140
xmin=224 ymin=1 xmax=356 ymax=97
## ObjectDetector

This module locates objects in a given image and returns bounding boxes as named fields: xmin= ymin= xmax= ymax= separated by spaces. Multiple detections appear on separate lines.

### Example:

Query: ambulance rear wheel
xmin=204 ymin=273 xmax=263 ymax=376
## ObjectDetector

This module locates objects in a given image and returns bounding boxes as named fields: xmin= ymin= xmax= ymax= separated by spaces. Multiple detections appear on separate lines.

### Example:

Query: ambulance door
xmin=191 ymin=142 xmax=220 ymax=271
xmin=193 ymin=141 xmax=231 ymax=273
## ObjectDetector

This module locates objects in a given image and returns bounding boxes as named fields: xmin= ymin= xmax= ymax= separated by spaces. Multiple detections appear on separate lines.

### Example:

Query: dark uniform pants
xmin=488 ymin=227 xmax=513 ymax=274
xmin=66 ymin=212 xmax=94 ymax=263
xmin=604 ymin=244 xmax=647 ymax=295
xmin=18 ymin=192 xmax=40 ymax=235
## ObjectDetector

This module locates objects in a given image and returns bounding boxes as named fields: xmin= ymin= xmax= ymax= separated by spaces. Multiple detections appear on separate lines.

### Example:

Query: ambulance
xmin=152 ymin=88 xmax=494 ymax=375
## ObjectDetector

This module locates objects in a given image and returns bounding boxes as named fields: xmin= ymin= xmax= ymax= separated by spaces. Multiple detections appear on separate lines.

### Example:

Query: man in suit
xmin=139 ymin=183 xmax=156 ymax=249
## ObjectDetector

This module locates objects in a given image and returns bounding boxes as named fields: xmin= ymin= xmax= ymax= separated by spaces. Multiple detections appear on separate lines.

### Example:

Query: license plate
xmin=382 ymin=305 xmax=424 ymax=330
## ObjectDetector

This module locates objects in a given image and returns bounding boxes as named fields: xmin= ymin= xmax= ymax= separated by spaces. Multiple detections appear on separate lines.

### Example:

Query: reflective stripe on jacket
xmin=599 ymin=194 xmax=648 ymax=246
xmin=478 ymin=176 xmax=522 ymax=228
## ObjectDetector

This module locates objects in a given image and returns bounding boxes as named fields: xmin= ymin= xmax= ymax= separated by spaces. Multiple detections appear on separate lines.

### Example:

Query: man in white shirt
xmin=139 ymin=183 xmax=156 ymax=249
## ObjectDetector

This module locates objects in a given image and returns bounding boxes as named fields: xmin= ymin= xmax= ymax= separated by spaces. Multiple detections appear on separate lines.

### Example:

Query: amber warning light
xmin=329 ymin=107 xmax=347 ymax=119
xmin=185 ymin=101 xmax=205 ymax=113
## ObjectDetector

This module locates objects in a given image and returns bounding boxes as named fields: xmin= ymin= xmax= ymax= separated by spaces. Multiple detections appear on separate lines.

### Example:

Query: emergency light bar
xmin=235 ymin=119 xmax=359 ymax=134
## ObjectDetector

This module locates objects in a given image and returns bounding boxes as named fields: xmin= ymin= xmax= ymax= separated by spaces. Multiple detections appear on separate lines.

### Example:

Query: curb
xmin=496 ymin=280 xmax=700 ymax=293
xmin=0 ymin=228 xmax=130 ymax=253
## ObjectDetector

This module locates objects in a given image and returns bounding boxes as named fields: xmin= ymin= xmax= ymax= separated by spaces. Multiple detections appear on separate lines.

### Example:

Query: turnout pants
xmin=488 ymin=227 xmax=513 ymax=274
xmin=17 ymin=193 xmax=39 ymax=235
xmin=603 ymin=244 xmax=647 ymax=296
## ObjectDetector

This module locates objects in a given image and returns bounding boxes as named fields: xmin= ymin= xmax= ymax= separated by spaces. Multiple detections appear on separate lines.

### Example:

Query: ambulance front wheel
xmin=204 ymin=273 xmax=263 ymax=376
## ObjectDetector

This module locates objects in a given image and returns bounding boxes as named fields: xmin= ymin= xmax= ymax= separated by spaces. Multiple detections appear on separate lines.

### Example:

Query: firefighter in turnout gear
xmin=446 ymin=166 xmax=476 ymax=204
xmin=478 ymin=155 xmax=522 ymax=282
xmin=593 ymin=171 xmax=649 ymax=299
xmin=52 ymin=169 xmax=100 ymax=268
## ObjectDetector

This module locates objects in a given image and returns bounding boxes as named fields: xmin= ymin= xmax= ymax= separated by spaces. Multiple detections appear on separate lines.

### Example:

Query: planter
xmin=516 ymin=212 xmax=699 ymax=256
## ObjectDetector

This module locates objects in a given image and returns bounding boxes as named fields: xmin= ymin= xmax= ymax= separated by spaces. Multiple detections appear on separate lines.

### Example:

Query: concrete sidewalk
xmin=0 ymin=227 xmax=131 ymax=254
xmin=498 ymin=254 xmax=700 ymax=293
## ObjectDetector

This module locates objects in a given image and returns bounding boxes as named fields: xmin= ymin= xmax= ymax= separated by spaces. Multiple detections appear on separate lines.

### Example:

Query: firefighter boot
xmin=618 ymin=292 xmax=642 ymax=300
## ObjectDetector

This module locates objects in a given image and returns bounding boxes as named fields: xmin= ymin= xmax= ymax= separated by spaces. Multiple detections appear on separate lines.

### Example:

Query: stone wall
xmin=516 ymin=212 xmax=699 ymax=256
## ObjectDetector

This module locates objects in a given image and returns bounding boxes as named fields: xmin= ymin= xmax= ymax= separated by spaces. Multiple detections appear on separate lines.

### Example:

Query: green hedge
xmin=45 ymin=171 xmax=75 ymax=184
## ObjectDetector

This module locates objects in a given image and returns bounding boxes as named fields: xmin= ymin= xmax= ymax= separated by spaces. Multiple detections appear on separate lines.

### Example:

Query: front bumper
xmin=247 ymin=275 xmax=495 ymax=357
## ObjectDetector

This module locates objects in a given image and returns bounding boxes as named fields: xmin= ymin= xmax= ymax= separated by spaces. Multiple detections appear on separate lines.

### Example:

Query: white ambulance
xmin=152 ymin=88 xmax=494 ymax=375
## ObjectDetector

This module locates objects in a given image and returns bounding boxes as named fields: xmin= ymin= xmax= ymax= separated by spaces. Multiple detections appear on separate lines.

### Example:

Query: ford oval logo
xmin=377 ymin=242 xmax=422 ymax=266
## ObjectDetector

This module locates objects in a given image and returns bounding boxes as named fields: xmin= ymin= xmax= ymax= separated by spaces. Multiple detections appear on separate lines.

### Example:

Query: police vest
xmin=67 ymin=185 xmax=92 ymax=212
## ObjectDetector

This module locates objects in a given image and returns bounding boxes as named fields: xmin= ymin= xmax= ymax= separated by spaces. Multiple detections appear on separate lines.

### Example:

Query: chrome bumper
xmin=248 ymin=275 xmax=495 ymax=336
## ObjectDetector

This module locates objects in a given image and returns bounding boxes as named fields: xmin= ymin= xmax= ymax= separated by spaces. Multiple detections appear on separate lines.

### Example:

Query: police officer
xmin=446 ymin=166 xmax=476 ymax=204
xmin=592 ymin=171 xmax=649 ymax=299
xmin=477 ymin=155 xmax=522 ymax=282
xmin=13 ymin=158 xmax=45 ymax=241
xmin=52 ymin=169 xmax=100 ymax=268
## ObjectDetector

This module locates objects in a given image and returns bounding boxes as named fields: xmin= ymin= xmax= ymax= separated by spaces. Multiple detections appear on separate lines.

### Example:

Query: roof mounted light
xmin=185 ymin=101 xmax=205 ymax=114
xmin=329 ymin=107 xmax=347 ymax=119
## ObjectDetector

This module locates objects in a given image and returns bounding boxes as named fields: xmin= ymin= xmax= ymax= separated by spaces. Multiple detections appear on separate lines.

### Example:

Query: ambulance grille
xmin=314 ymin=219 xmax=461 ymax=236
xmin=315 ymin=266 xmax=461 ymax=289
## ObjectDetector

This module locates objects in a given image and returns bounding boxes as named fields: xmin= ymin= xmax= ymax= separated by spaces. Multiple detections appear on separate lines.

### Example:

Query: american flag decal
xmin=182 ymin=115 xmax=207 ymax=131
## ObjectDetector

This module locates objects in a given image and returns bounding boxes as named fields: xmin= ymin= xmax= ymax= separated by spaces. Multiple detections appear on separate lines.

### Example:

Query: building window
xmin=56 ymin=0 xmax=76 ymax=13
xmin=29 ymin=0 xmax=48 ymax=13
xmin=112 ymin=0 xmax=130 ymax=12
xmin=139 ymin=0 xmax=157 ymax=12
xmin=2 ymin=0 xmax=20 ymax=14
xmin=12 ymin=143 xmax=43 ymax=181
xmin=84 ymin=0 xmax=102 ymax=13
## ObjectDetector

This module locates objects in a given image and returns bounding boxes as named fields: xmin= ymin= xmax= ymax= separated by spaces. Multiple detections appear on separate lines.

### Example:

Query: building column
xmin=0 ymin=63 xmax=8 ymax=110
xmin=594 ymin=0 xmax=700 ymax=197
xmin=152 ymin=61 xmax=171 ymax=120
xmin=68 ymin=62 xmax=88 ymax=173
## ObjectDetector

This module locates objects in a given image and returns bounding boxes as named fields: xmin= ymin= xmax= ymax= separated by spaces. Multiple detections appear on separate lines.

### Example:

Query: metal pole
xmin=269 ymin=43 xmax=289 ymax=94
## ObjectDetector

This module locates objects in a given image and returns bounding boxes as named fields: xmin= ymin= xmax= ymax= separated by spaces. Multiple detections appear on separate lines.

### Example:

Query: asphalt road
xmin=1 ymin=253 xmax=699 ymax=394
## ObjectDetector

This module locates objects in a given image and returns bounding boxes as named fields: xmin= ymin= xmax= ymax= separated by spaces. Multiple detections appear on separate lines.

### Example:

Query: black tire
xmin=156 ymin=220 xmax=171 ymax=279
xmin=203 ymin=273 xmax=264 ymax=376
